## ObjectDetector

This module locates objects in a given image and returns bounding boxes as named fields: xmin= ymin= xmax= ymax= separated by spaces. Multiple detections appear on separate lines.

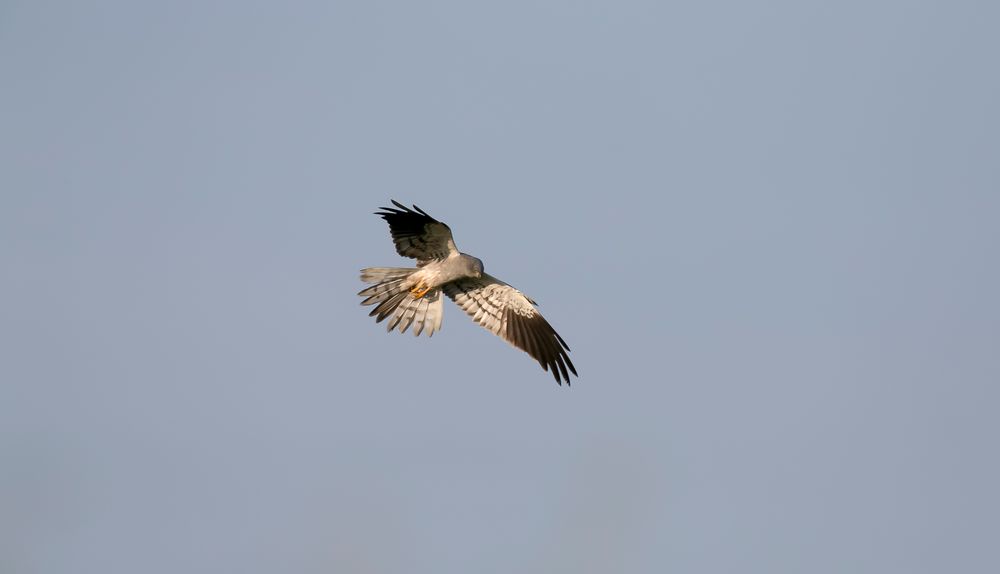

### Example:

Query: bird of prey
xmin=358 ymin=200 xmax=578 ymax=385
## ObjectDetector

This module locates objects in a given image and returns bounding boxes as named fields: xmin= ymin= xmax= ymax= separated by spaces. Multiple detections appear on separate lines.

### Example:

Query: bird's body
xmin=408 ymin=252 xmax=484 ymax=295
xmin=358 ymin=201 xmax=577 ymax=385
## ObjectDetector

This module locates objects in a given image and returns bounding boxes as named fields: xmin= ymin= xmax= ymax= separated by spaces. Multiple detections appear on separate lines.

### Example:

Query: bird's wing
xmin=443 ymin=274 xmax=577 ymax=385
xmin=377 ymin=200 xmax=458 ymax=265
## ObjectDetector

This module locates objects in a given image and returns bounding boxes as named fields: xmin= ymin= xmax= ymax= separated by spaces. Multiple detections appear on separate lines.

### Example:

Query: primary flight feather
xmin=358 ymin=200 xmax=578 ymax=385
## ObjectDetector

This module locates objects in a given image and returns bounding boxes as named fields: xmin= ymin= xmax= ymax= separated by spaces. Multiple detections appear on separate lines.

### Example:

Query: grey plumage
xmin=357 ymin=200 xmax=577 ymax=385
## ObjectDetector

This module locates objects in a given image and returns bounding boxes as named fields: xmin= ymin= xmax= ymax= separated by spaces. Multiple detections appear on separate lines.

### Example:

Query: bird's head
xmin=464 ymin=255 xmax=485 ymax=278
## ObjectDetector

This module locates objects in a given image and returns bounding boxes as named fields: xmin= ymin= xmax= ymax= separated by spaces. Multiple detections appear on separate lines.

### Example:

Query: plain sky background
xmin=2 ymin=1 xmax=998 ymax=572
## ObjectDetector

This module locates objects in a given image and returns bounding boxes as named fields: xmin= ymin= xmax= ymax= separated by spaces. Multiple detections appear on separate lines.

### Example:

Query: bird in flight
xmin=358 ymin=200 xmax=578 ymax=385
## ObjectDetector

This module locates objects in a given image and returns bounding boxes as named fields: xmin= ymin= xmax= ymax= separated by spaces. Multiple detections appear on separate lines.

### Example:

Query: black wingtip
xmin=376 ymin=200 xmax=439 ymax=223
xmin=566 ymin=358 xmax=578 ymax=377
xmin=550 ymin=328 xmax=570 ymax=351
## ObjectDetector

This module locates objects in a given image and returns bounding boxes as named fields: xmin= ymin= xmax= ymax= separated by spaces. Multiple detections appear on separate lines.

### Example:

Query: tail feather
xmin=432 ymin=300 xmax=444 ymax=333
xmin=358 ymin=268 xmax=412 ymax=303
xmin=359 ymin=279 xmax=407 ymax=304
xmin=360 ymin=267 xmax=414 ymax=285
xmin=397 ymin=298 xmax=419 ymax=333
xmin=413 ymin=298 xmax=430 ymax=336
xmin=413 ymin=299 xmax=429 ymax=336
xmin=372 ymin=290 xmax=409 ymax=321
xmin=358 ymin=267 xmax=444 ymax=337
xmin=386 ymin=307 xmax=405 ymax=332
xmin=360 ymin=285 xmax=401 ymax=306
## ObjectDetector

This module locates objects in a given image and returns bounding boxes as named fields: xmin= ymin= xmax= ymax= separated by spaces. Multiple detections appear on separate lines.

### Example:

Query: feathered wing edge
xmin=443 ymin=276 xmax=577 ymax=385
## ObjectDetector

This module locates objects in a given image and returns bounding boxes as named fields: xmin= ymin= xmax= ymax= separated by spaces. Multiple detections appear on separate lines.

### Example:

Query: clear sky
xmin=2 ymin=1 xmax=998 ymax=572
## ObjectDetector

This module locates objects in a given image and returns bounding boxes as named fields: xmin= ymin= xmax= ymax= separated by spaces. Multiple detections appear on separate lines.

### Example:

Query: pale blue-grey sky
xmin=2 ymin=1 xmax=998 ymax=572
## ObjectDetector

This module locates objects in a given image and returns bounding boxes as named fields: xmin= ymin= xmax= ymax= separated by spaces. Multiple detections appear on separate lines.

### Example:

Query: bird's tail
xmin=358 ymin=267 xmax=444 ymax=336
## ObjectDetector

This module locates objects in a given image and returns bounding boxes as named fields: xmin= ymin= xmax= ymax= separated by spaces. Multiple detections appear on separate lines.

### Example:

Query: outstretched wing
xmin=443 ymin=274 xmax=577 ymax=385
xmin=377 ymin=200 xmax=458 ymax=265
